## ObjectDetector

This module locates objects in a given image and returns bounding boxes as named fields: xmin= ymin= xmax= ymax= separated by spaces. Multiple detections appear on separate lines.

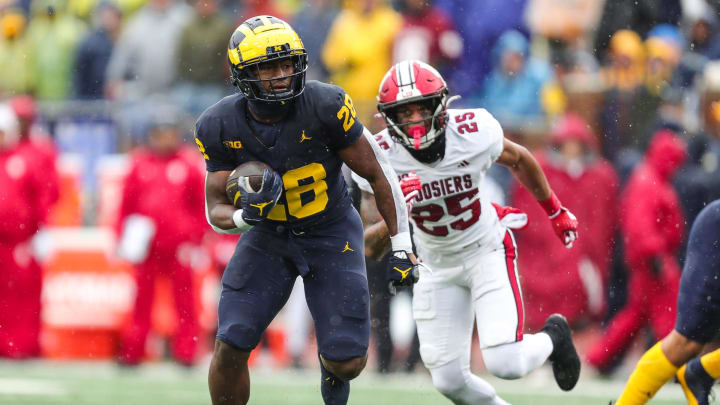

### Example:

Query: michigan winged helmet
xmin=227 ymin=15 xmax=308 ymax=102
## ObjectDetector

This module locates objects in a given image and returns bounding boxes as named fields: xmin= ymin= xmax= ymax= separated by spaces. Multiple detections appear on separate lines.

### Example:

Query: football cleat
xmin=677 ymin=359 xmax=715 ymax=405
xmin=542 ymin=313 xmax=581 ymax=391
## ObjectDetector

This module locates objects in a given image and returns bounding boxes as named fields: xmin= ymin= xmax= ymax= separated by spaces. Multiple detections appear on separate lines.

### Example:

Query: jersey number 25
xmin=410 ymin=188 xmax=481 ymax=236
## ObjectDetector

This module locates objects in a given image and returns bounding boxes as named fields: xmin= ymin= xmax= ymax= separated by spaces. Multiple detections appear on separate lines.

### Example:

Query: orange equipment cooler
xmin=40 ymin=228 xmax=219 ymax=361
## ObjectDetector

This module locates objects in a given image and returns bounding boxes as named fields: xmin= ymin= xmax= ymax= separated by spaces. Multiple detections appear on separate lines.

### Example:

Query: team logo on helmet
xmin=227 ymin=15 xmax=308 ymax=102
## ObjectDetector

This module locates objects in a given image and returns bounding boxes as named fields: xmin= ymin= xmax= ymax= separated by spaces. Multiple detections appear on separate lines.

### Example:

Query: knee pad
xmin=419 ymin=342 xmax=443 ymax=369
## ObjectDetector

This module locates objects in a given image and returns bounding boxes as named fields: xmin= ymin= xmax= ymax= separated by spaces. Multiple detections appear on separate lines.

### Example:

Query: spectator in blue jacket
xmin=73 ymin=2 xmax=122 ymax=99
xmin=471 ymin=29 xmax=552 ymax=129
xmin=434 ymin=0 xmax=529 ymax=98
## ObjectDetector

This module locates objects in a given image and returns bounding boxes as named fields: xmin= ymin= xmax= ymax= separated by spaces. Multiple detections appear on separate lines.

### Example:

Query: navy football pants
xmin=217 ymin=209 xmax=369 ymax=361
xmin=675 ymin=199 xmax=720 ymax=343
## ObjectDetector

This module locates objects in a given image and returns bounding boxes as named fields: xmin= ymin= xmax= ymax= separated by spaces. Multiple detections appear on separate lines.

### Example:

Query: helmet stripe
xmin=407 ymin=60 xmax=416 ymax=86
xmin=396 ymin=61 xmax=410 ymax=87
xmin=393 ymin=60 xmax=420 ymax=99
xmin=238 ymin=24 xmax=254 ymax=41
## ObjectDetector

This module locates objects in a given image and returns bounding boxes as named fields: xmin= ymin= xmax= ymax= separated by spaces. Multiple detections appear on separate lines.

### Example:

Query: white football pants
xmin=414 ymin=230 xmax=553 ymax=404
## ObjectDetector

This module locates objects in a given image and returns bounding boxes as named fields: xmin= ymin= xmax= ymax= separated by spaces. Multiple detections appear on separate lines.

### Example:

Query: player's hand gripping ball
xmin=387 ymin=250 xmax=419 ymax=295
xmin=226 ymin=161 xmax=283 ymax=225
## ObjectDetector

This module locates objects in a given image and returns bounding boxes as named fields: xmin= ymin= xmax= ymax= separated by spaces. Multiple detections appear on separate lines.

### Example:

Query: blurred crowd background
xmin=1 ymin=0 xmax=720 ymax=378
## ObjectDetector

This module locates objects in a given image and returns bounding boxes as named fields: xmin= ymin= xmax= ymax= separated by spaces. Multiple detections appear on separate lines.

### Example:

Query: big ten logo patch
xmin=223 ymin=140 xmax=243 ymax=150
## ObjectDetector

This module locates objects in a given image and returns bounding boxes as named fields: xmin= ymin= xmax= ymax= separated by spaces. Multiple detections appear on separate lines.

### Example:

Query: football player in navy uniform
xmin=613 ymin=199 xmax=720 ymax=405
xmin=195 ymin=16 xmax=417 ymax=405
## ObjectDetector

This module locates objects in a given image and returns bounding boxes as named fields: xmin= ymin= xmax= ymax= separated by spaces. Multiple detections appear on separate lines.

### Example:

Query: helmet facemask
xmin=379 ymin=89 xmax=449 ymax=151
xmin=231 ymin=52 xmax=308 ymax=103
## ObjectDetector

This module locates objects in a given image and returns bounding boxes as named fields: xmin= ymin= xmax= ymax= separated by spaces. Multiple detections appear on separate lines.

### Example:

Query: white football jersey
xmin=354 ymin=108 xmax=506 ymax=262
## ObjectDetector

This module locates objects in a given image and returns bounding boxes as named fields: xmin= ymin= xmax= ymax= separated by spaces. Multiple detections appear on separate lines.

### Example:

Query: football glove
xmin=239 ymin=169 xmax=283 ymax=225
xmin=400 ymin=171 xmax=422 ymax=205
xmin=539 ymin=192 xmax=578 ymax=248
xmin=387 ymin=250 xmax=419 ymax=295
xmin=550 ymin=208 xmax=578 ymax=248
xmin=491 ymin=203 xmax=528 ymax=230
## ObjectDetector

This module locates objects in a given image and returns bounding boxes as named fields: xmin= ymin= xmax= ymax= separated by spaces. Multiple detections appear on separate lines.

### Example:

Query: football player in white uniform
xmin=353 ymin=60 xmax=581 ymax=405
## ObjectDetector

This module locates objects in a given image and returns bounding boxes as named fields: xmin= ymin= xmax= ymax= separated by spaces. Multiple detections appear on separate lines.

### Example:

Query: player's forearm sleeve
xmin=362 ymin=128 xmax=411 ymax=251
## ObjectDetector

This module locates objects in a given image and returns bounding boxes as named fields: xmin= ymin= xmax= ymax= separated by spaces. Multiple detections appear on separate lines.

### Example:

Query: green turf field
xmin=0 ymin=360 xmax=689 ymax=404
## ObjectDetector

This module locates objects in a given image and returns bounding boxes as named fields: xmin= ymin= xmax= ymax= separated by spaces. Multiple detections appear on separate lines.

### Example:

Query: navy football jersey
xmin=195 ymin=81 xmax=364 ymax=228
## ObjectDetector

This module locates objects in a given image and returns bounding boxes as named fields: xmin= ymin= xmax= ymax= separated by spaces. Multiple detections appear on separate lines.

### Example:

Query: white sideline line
xmin=0 ymin=378 xmax=66 ymax=395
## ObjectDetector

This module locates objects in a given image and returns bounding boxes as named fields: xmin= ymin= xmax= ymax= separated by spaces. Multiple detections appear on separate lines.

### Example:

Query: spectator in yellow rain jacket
xmin=322 ymin=0 xmax=402 ymax=132
xmin=25 ymin=0 xmax=87 ymax=100
xmin=0 ymin=10 xmax=34 ymax=98
xmin=601 ymin=30 xmax=646 ymax=92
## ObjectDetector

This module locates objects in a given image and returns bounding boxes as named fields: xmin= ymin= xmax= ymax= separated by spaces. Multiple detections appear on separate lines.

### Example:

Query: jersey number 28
xmin=268 ymin=162 xmax=329 ymax=221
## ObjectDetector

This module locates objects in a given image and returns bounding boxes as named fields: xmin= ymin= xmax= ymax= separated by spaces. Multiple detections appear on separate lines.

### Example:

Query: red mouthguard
xmin=408 ymin=126 xmax=426 ymax=150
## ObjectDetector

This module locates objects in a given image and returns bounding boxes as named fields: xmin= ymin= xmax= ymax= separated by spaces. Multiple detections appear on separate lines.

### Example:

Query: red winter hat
xmin=550 ymin=113 xmax=598 ymax=150
xmin=9 ymin=94 xmax=37 ymax=123
xmin=646 ymin=129 xmax=687 ymax=180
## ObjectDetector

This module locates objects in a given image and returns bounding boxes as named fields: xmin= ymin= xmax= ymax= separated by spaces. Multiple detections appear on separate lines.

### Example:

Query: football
xmin=225 ymin=161 xmax=273 ymax=208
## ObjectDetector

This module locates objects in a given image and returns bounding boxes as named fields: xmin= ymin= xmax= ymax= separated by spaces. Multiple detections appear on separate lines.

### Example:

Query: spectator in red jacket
xmin=116 ymin=116 xmax=206 ymax=366
xmin=10 ymin=95 xmax=59 ymax=222
xmin=0 ymin=104 xmax=44 ymax=359
xmin=587 ymin=129 xmax=686 ymax=372
xmin=393 ymin=0 xmax=463 ymax=75
xmin=512 ymin=113 xmax=619 ymax=330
